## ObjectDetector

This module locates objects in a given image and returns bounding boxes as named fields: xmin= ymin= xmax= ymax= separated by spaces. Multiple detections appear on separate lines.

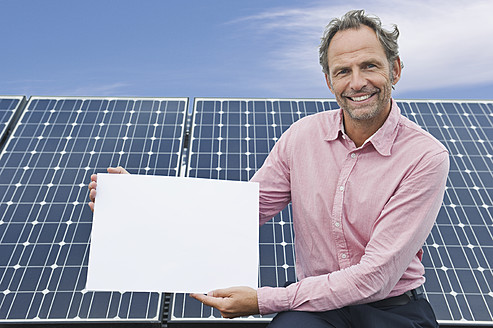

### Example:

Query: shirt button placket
xmin=333 ymin=151 xmax=357 ymax=268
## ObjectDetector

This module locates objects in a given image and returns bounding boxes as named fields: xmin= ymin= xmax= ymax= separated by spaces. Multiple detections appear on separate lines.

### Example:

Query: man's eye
xmin=366 ymin=64 xmax=376 ymax=69
xmin=337 ymin=69 xmax=348 ymax=76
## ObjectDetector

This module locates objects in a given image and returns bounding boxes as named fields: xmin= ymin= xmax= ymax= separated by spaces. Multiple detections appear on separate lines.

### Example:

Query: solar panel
xmin=406 ymin=101 xmax=493 ymax=324
xmin=170 ymin=98 xmax=493 ymax=326
xmin=0 ymin=96 xmax=188 ymax=324
xmin=0 ymin=96 xmax=25 ymax=147
xmin=172 ymin=98 xmax=337 ymax=323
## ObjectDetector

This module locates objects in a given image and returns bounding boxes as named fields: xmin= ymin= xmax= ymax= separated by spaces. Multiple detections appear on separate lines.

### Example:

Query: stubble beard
xmin=337 ymin=81 xmax=393 ymax=123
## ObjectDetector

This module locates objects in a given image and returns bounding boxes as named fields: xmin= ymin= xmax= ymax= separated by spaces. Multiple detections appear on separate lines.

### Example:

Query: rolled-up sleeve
xmin=251 ymin=127 xmax=293 ymax=226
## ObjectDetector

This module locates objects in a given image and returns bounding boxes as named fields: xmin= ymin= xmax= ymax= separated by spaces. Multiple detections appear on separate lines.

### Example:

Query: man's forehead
xmin=329 ymin=25 xmax=379 ymax=51
xmin=327 ymin=25 xmax=386 ymax=65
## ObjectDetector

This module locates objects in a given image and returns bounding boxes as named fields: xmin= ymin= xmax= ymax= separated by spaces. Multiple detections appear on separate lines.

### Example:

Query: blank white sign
xmin=86 ymin=174 xmax=259 ymax=293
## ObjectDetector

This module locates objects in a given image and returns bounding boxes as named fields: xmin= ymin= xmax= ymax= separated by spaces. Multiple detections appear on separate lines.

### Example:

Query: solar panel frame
xmin=0 ymin=96 xmax=26 ymax=151
xmin=0 ymin=96 xmax=188 ymax=325
xmin=170 ymin=98 xmax=493 ymax=326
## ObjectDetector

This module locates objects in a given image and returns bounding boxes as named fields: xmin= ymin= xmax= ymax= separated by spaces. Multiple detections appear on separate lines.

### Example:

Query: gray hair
xmin=319 ymin=9 xmax=402 ymax=77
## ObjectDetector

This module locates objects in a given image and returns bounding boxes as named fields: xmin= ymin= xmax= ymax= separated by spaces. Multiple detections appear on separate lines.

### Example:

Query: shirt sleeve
xmin=257 ymin=150 xmax=450 ymax=314
xmin=251 ymin=127 xmax=293 ymax=226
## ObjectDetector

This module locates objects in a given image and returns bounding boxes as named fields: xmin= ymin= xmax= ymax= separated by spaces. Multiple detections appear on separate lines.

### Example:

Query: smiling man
xmin=189 ymin=10 xmax=449 ymax=327
xmin=88 ymin=9 xmax=449 ymax=328
xmin=321 ymin=15 xmax=402 ymax=148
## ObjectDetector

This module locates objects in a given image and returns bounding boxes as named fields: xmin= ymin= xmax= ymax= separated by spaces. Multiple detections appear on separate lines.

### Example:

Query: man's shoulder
xmin=281 ymin=109 xmax=339 ymax=143
xmin=396 ymin=114 xmax=448 ymax=154
xmin=291 ymin=109 xmax=339 ymax=130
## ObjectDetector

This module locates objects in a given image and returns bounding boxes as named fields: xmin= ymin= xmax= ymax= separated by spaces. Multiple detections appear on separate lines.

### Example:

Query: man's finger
xmin=107 ymin=166 xmax=129 ymax=174
xmin=189 ymin=293 xmax=223 ymax=308
xmin=88 ymin=181 xmax=97 ymax=190
xmin=88 ymin=202 xmax=94 ymax=212
xmin=90 ymin=174 xmax=97 ymax=182
xmin=89 ymin=189 xmax=96 ymax=202
xmin=209 ymin=288 xmax=232 ymax=298
xmin=190 ymin=287 xmax=259 ymax=319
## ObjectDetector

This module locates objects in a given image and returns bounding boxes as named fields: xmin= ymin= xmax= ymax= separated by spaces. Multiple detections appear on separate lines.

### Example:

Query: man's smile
xmin=344 ymin=89 xmax=379 ymax=104
xmin=349 ymin=94 xmax=372 ymax=102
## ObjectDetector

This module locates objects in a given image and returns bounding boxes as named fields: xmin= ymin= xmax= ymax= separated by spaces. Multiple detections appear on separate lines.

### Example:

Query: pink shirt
xmin=252 ymin=100 xmax=449 ymax=314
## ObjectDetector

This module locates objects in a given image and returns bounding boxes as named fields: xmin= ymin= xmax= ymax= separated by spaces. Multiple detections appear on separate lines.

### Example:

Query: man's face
xmin=325 ymin=25 xmax=401 ymax=123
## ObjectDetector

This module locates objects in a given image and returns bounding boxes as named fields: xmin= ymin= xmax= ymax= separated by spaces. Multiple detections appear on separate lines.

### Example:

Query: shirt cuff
xmin=257 ymin=286 xmax=290 ymax=315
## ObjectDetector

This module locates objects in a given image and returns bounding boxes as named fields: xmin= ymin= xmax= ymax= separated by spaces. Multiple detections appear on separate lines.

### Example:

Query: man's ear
xmin=325 ymin=74 xmax=334 ymax=94
xmin=392 ymin=57 xmax=402 ymax=85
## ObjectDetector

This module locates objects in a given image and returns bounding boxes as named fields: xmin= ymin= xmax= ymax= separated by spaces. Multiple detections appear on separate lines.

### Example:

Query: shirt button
xmin=341 ymin=254 xmax=347 ymax=259
xmin=351 ymin=153 xmax=356 ymax=159
xmin=335 ymin=222 xmax=340 ymax=228
xmin=339 ymin=186 xmax=344 ymax=192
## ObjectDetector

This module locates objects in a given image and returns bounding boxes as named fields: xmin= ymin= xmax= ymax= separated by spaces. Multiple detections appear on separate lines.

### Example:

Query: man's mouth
xmin=347 ymin=93 xmax=375 ymax=102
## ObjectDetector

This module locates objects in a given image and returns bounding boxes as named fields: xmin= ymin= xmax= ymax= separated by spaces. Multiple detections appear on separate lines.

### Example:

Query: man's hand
xmin=88 ymin=166 xmax=129 ymax=211
xmin=190 ymin=287 xmax=259 ymax=319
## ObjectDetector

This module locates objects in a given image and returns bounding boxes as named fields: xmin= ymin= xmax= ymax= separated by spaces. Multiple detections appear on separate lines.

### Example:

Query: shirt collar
xmin=324 ymin=99 xmax=401 ymax=156
xmin=324 ymin=109 xmax=344 ymax=142
xmin=369 ymin=99 xmax=400 ymax=156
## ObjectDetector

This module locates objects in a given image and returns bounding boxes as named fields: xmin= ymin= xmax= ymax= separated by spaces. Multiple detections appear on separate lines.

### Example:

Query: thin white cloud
xmin=232 ymin=0 xmax=493 ymax=95
xmin=4 ymin=80 xmax=131 ymax=97
xmin=59 ymin=82 xmax=131 ymax=97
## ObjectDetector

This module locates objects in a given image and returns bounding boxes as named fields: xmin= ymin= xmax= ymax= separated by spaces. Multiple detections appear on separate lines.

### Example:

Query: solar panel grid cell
xmin=0 ymin=96 xmax=188 ymax=323
xmin=174 ymin=98 xmax=493 ymax=325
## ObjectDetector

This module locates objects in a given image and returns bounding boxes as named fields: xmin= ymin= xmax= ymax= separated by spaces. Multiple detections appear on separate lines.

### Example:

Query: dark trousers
xmin=267 ymin=295 xmax=439 ymax=328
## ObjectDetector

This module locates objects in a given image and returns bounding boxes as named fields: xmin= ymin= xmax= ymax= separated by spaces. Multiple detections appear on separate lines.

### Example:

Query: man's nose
xmin=349 ymin=70 xmax=367 ymax=91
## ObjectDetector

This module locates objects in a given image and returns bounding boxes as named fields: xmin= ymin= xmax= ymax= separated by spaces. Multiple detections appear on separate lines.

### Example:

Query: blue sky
xmin=1 ymin=0 xmax=492 ymax=100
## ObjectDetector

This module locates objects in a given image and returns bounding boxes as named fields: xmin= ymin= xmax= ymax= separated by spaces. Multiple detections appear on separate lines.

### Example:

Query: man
xmin=89 ymin=10 xmax=448 ymax=327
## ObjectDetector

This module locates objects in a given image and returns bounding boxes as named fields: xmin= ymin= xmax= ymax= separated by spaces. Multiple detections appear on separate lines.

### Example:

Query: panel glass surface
xmin=401 ymin=101 xmax=493 ymax=324
xmin=0 ymin=96 xmax=24 ymax=143
xmin=175 ymin=98 xmax=493 ymax=325
xmin=0 ymin=96 xmax=187 ymax=322
xmin=175 ymin=99 xmax=337 ymax=321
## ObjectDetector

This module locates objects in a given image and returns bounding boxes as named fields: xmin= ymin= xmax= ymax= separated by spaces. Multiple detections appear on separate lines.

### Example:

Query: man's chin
xmin=342 ymin=102 xmax=379 ymax=121
xmin=347 ymin=110 xmax=379 ymax=121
